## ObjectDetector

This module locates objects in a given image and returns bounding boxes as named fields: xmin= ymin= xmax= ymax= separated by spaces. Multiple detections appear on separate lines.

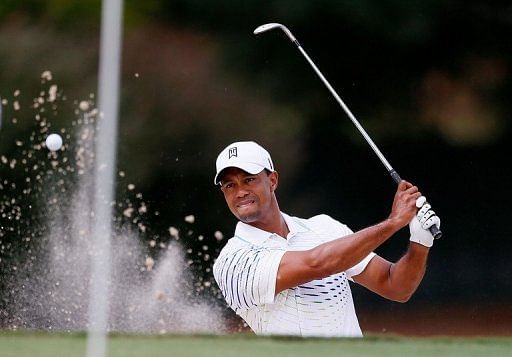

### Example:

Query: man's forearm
xmin=311 ymin=218 xmax=401 ymax=278
xmin=276 ymin=218 xmax=403 ymax=294
xmin=387 ymin=243 xmax=429 ymax=301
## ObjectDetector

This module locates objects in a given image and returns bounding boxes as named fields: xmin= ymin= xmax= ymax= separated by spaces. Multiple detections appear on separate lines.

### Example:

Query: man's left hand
xmin=409 ymin=196 xmax=441 ymax=248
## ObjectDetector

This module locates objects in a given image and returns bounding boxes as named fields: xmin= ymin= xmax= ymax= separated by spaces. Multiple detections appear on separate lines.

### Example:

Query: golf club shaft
xmin=257 ymin=24 xmax=441 ymax=239
xmin=295 ymin=45 xmax=400 ymax=182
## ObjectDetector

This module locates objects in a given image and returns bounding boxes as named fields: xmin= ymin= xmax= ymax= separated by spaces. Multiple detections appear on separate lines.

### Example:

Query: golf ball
xmin=45 ymin=133 xmax=63 ymax=151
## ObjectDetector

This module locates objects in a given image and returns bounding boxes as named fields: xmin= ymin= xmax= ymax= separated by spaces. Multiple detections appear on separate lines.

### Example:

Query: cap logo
xmin=228 ymin=147 xmax=237 ymax=159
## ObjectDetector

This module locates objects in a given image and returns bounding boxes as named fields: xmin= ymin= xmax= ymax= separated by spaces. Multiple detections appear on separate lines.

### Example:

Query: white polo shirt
xmin=213 ymin=212 xmax=376 ymax=337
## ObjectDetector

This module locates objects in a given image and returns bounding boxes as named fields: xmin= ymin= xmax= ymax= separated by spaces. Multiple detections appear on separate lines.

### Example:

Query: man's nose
xmin=236 ymin=185 xmax=250 ymax=198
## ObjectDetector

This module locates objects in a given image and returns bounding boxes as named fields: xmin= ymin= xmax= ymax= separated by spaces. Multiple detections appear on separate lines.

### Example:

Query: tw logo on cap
xmin=228 ymin=147 xmax=237 ymax=159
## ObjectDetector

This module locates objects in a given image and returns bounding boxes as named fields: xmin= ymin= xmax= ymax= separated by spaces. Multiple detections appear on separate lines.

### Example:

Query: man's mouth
xmin=236 ymin=199 xmax=255 ymax=208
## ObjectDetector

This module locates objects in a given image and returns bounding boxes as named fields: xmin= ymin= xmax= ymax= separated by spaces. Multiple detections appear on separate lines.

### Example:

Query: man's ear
xmin=269 ymin=171 xmax=279 ymax=192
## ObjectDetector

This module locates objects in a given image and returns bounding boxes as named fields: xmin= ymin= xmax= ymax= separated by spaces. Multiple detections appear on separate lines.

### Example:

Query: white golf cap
xmin=214 ymin=141 xmax=274 ymax=185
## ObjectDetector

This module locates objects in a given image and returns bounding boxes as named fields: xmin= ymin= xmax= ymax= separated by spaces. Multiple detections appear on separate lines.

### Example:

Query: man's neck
xmin=249 ymin=211 xmax=290 ymax=238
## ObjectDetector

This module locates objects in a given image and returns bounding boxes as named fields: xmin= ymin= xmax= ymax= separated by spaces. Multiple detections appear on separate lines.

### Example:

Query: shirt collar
xmin=282 ymin=212 xmax=310 ymax=237
xmin=233 ymin=212 xmax=309 ymax=245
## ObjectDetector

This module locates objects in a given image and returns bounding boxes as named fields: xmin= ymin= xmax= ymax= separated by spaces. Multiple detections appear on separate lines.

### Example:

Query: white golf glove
xmin=409 ymin=196 xmax=441 ymax=248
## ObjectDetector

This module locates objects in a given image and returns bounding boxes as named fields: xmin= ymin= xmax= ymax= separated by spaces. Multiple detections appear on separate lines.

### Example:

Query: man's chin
xmin=236 ymin=210 xmax=260 ymax=224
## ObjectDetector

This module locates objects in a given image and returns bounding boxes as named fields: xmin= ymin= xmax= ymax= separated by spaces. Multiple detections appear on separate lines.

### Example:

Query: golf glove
xmin=409 ymin=196 xmax=441 ymax=248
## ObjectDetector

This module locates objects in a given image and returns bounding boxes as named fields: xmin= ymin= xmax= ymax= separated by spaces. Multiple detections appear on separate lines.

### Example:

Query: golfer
xmin=213 ymin=141 xmax=441 ymax=337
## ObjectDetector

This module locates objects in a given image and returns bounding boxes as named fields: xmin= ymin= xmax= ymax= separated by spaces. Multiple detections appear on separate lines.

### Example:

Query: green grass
xmin=0 ymin=331 xmax=511 ymax=357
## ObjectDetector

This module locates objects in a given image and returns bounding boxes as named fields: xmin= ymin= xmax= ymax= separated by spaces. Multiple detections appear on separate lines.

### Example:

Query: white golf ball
xmin=45 ymin=133 xmax=63 ymax=151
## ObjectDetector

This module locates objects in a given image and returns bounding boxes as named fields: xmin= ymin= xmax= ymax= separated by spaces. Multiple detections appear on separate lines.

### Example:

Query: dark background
xmin=1 ymin=1 xmax=511 ymax=334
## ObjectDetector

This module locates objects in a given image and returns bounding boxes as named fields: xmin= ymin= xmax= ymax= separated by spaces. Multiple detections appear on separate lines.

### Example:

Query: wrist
xmin=409 ymin=237 xmax=433 ymax=248
xmin=384 ymin=217 xmax=404 ymax=233
xmin=409 ymin=222 xmax=434 ymax=247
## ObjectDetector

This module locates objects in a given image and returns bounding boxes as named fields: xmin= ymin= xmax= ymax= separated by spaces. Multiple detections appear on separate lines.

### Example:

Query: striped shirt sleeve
xmin=345 ymin=251 xmax=376 ymax=280
xmin=213 ymin=244 xmax=286 ymax=312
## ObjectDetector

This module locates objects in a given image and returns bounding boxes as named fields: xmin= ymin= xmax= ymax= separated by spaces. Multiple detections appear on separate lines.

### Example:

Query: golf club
xmin=254 ymin=22 xmax=442 ymax=239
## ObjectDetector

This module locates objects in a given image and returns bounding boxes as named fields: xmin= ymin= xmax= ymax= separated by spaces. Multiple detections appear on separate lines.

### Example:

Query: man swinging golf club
xmin=213 ymin=141 xmax=440 ymax=337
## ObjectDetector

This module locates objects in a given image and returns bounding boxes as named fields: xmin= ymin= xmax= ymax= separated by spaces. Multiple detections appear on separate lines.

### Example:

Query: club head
xmin=253 ymin=23 xmax=283 ymax=34
xmin=253 ymin=23 xmax=296 ymax=43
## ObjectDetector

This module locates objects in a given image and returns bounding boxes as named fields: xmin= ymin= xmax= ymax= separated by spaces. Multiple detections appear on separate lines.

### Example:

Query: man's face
xmin=219 ymin=167 xmax=278 ymax=224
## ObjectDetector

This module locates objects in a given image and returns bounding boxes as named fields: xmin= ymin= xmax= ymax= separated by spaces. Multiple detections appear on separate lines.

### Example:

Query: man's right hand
xmin=388 ymin=180 xmax=422 ymax=230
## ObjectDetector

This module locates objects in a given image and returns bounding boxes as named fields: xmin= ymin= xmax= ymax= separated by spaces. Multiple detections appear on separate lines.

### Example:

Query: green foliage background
xmin=0 ymin=0 xmax=511 ymax=331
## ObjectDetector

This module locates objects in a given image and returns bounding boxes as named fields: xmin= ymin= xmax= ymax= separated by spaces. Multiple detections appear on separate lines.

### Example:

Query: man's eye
xmin=223 ymin=183 xmax=234 ymax=189
xmin=245 ymin=177 xmax=256 ymax=183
